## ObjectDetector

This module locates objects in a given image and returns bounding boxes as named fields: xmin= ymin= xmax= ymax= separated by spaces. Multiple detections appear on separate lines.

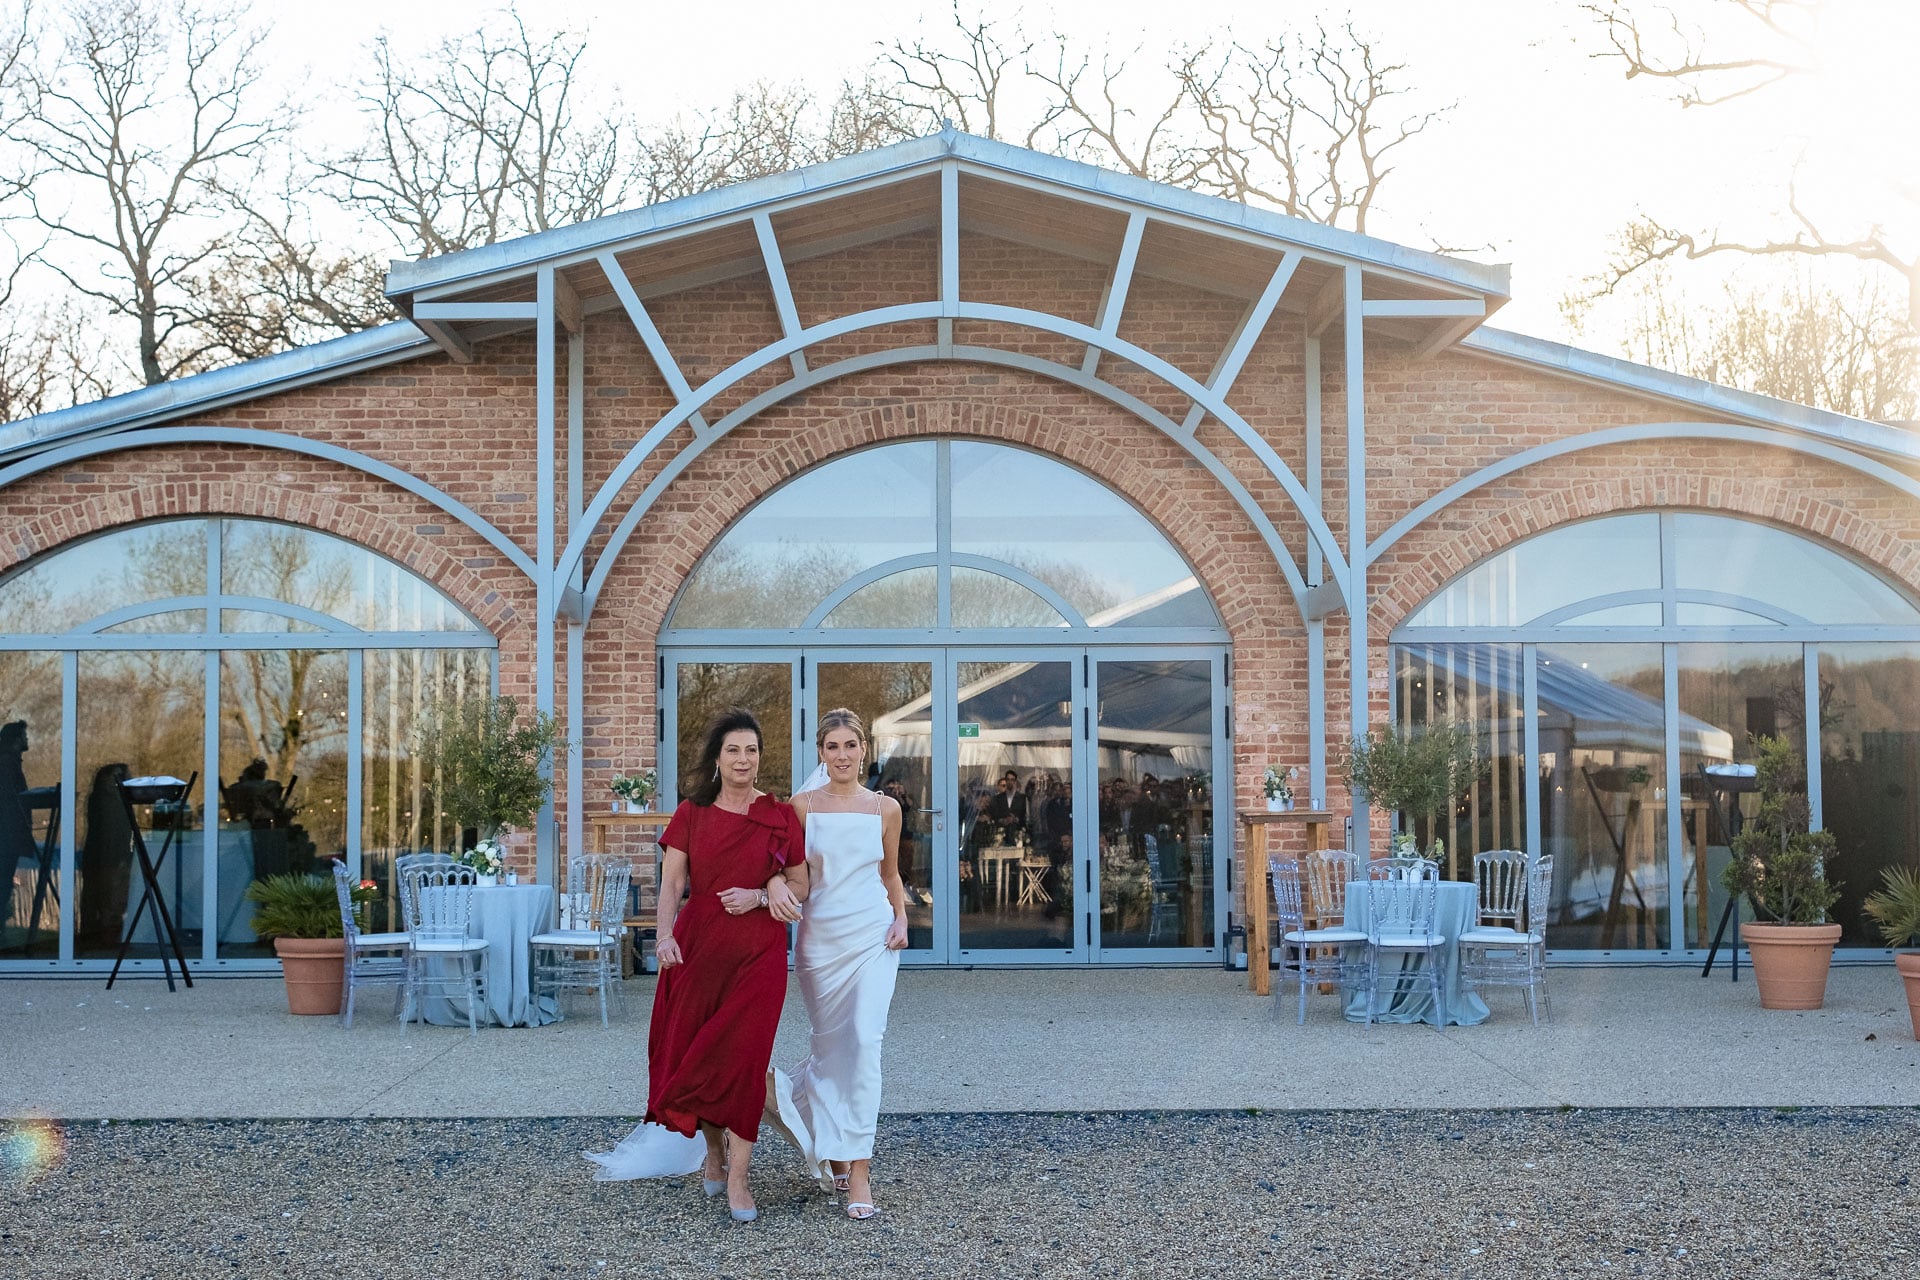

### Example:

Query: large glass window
xmin=1396 ymin=511 xmax=1920 ymax=955
xmin=668 ymin=440 xmax=1220 ymax=636
xmin=0 ymin=518 xmax=495 ymax=967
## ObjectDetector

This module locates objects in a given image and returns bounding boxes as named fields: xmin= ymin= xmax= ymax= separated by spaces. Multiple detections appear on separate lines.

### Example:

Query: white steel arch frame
xmin=559 ymin=301 xmax=1350 ymax=623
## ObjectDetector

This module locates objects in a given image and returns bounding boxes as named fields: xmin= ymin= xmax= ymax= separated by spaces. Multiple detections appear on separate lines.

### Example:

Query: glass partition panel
xmin=949 ymin=441 xmax=1209 ymax=625
xmin=1395 ymin=645 xmax=1527 ymax=877
xmin=1406 ymin=515 xmax=1660 ymax=628
xmin=0 ymin=658 xmax=64 ymax=959
xmin=361 ymin=650 xmax=490 ymax=932
xmin=0 ymin=522 xmax=208 ymax=635
xmin=217 ymin=650 xmax=350 ymax=958
xmin=950 ymin=567 xmax=1068 ymax=629
xmin=955 ymin=658 xmax=1073 ymax=953
xmin=821 ymin=569 xmax=937 ymax=629
xmin=817 ymin=660 xmax=935 ymax=950
xmin=1536 ymin=645 xmax=1669 ymax=949
xmin=1818 ymin=643 xmax=1920 ymax=948
xmin=1675 ymin=642 xmax=1803 ymax=949
xmin=1673 ymin=515 xmax=1920 ymax=625
xmin=1095 ymin=658 xmax=1213 ymax=950
xmin=223 ymin=520 xmax=476 ymax=632
xmin=673 ymin=445 xmax=937 ymax=628
xmin=74 ymin=651 xmax=205 ymax=959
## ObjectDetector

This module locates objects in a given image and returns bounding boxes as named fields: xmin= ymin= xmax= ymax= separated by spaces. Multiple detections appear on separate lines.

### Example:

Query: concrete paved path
xmin=3 ymin=965 xmax=1916 ymax=1120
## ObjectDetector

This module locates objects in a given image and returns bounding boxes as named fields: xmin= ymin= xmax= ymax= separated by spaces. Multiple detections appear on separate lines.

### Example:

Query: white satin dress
xmin=766 ymin=805 xmax=901 ymax=1184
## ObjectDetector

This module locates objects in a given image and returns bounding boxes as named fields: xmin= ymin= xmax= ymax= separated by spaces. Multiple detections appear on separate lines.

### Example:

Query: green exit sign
xmin=957 ymin=722 xmax=980 ymax=738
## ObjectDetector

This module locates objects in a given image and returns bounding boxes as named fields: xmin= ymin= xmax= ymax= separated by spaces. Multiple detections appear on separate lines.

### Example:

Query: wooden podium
xmin=1237 ymin=809 xmax=1333 ymax=995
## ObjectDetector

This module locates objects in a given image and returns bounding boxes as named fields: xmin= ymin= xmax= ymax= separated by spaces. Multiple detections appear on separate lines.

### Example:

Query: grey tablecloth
xmin=414 ymin=884 xmax=558 ymax=1028
xmin=1342 ymin=880 xmax=1491 ymax=1026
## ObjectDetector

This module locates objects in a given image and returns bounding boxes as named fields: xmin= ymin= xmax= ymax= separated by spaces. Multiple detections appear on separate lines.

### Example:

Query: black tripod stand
xmin=106 ymin=773 xmax=199 ymax=992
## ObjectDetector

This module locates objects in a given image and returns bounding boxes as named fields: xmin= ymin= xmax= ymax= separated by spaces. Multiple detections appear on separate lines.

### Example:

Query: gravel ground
xmin=7 ymin=1109 xmax=1917 ymax=1280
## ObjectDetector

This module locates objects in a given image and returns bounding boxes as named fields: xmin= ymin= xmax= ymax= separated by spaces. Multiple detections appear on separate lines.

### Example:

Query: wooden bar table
xmin=1237 ymin=809 xmax=1333 ymax=995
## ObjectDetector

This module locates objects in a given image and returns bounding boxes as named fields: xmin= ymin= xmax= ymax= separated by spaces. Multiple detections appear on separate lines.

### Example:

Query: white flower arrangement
xmin=461 ymin=838 xmax=506 ymax=877
xmin=1262 ymin=765 xmax=1296 ymax=802
xmin=611 ymin=769 xmax=657 ymax=804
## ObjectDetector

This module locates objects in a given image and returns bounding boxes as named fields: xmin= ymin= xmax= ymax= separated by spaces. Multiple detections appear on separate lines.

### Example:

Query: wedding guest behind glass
xmin=0 ymin=722 xmax=30 ymax=930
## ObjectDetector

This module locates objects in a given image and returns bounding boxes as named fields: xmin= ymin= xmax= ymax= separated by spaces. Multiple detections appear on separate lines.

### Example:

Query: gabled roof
xmin=1 ymin=129 xmax=1913 ymax=471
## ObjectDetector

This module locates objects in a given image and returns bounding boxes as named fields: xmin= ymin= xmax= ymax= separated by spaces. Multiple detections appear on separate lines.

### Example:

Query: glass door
xmin=949 ymin=649 xmax=1085 ymax=962
xmin=1090 ymin=650 xmax=1227 ymax=962
xmin=806 ymin=653 xmax=942 ymax=961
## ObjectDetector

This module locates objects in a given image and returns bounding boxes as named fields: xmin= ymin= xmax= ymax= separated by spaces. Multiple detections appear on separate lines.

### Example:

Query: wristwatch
xmin=757 ymin=889 xmax=769 ymax=910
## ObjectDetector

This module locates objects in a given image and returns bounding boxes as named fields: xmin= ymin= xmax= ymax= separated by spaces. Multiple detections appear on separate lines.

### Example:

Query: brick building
xmin=4 ymin=130 xmax=1917 ymax=976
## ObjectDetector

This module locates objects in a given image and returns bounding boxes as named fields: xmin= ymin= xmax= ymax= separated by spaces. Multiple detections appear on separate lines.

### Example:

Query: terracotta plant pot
xmin=1742 ymin=921 xmax=1842 ymax=1010
xmin=1897 ymin=953 xmax=1920 ymax=1041
xmin=273 ymin=936 xmax=345 ymax=1016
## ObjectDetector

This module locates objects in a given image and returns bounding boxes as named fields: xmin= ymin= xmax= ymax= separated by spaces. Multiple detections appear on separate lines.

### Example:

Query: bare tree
xmin=2 ymin=1 xmax=289 ymax=387
xmin=326 ymin=15 xmax=630 ymax=258
xmin=1584 ymin=1 xmax=1920 ymax=329
xmin=881 ymin=6 xmax=1446 ymax=232
xmin=1571 ymin=263 xmax=1918 ymax=421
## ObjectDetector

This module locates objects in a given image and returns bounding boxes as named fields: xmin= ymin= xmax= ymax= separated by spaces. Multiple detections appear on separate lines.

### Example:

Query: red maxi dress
xmin=646 ymin=794 xmax=804 ymax=1142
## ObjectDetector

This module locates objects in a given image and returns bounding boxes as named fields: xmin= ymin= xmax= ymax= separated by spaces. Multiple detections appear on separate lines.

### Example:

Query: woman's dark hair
xmin=687 ymin=707 xmax=763 ymax=806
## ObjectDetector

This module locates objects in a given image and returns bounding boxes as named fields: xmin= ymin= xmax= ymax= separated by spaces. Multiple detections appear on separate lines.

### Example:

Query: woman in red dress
xmin=647 ymin=708 xmax=808 ymax=1222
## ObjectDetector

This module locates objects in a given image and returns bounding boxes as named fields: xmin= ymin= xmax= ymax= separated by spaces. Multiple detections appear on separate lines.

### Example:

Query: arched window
xmin=1392 ymin=511 xmax=1920 ymax=957
xmin=0 ymin=518 xmax=495 ymax=970
xmin=665 ymin=440 xmax=1221 ymax=637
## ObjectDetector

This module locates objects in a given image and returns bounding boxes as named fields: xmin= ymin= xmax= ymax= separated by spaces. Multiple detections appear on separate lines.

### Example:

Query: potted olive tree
xmin=246 ymin=873 xmax=356 ymax=1015
xmin=1863 ymin=865 xmax=1920 ymax=1039
xmin=1342 ymin=719 xmax=1479 ymax=868
xmin=1721 ymin=736 xmax=1841 ymax=1010
xmin=426 ymin=694 xmax=565 ymax=861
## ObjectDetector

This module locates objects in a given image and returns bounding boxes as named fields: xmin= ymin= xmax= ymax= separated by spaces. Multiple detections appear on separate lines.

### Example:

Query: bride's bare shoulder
xmin=875 ymin=792 xmax=901 ymax=819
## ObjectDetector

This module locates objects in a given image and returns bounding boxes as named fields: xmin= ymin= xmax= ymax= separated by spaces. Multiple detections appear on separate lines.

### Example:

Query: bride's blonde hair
xmin=815 ymin=706 xmax=867 ymax=749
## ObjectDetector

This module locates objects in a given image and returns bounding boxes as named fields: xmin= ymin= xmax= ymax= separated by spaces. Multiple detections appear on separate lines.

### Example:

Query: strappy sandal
xmin=830 ymin=1167 xmax=851 ymax=1193
xmin=845 ymin=1201 xmax=879 ymax=1221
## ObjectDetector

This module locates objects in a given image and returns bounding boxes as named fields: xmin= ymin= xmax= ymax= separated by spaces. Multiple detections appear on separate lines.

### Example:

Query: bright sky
xmin=58 ymin=1 xmax=1920 ymax=352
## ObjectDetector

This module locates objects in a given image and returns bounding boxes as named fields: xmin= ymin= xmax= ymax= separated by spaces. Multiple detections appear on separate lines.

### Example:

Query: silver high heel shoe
xmin=729 ymin=1203 xmax=758 ymax=1223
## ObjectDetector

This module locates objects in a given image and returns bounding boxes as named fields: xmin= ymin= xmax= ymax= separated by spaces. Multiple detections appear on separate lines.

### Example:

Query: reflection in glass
xmin=953 ymin=659 xmax=1073 ymax=952
xmin=75 ymin=650 xmax=205 ymax=959
xmin=1819 ymin=644 xmax=1920 ymax=947
xmin=1406 ymin=514 xmax=1660 ymax=628
xmin=1673 ymin=514 xmax=1920 ymax=625
xmin=218 ymin=650 xmax=350 ymax=958
xmin=361 ymin=650 xmax=491 ymax=933
xmin=0 ymin=522 xmax=208 ymax=635
xmin=1536 ymin=645 xmax=1670 ymax=949
xmin=1673 ymin=603 xmax=1784 ymax=627
xmin=223 ymin=520 xmax=476 ymax=632
xmin=1676 ymin=643 xmax=1801 ymax=949
xmin=950 ymin=567 xmax=1067 ymax=629
xmin=1096 ymin=659 xmax=1213 ymax=949
xmin=821 ymin=569 xmax=936 ymax=628
xmin=0 ymin=677 xmax=62 ymax=959
xmin=950 ymin=441 xmax=1205 ymax=624
xmin=675 ymin=663 xmax=792 ymax=799
xmin=674 ymin=444 xmax=937 ymax=627
xmin=1394 ymin=646 xmax=1527 ymax=877
xmin=818 ymin=661 xmax=935 ymax=950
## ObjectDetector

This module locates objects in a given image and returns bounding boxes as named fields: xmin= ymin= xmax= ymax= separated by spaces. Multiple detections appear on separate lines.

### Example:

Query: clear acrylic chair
xmin=1362 ymin=872 xmax=1447 ymax=1026
xmin=1303 ymin=849 xmax=1362 ymax=928
xmin=398 ymin=863 xmax=490 ymax=1036
xmin=331 ymin=859 xmax=409 ymax=1029
xmin=1270 ymin=857 xmax=1368 ymax=1024
xmin=531 ymin=854 xmax=632 ymax=1027
xmin=1460 ymin=854 xmax=1554 ymax=1024
xmin=1145 ymin=834 xmax=1184 ymax=943
xmin=1470 ymin=850 xmax=1528 ymax=930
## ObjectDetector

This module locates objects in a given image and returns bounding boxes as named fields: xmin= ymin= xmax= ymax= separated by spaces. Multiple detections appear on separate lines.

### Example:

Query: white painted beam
xmin=753 ymin=213 xmax=809 ymax=378
xmin=1358 ymin=298 xmax=1484 ymax=319
xmin=1179 ymin=250 xmax=1302 ymax=432
xmin=596 ymin=252 xmax=713 ymax=436
xmin=413 ymin=302 xmax=540 ymax=321
xmin=1082 ymin=212 xmax=1146 ymax=378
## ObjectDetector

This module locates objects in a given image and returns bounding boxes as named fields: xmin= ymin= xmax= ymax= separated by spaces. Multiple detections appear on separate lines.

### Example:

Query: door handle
xmin=917 ymin=807 xmax=944 ymax=832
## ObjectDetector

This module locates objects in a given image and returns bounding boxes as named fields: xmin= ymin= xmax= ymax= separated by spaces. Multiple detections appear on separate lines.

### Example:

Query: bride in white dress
xmin=763 ymin=707 xmax=907 ymax=1220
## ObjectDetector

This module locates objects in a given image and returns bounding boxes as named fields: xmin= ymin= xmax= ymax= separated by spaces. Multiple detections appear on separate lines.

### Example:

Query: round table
xmin=1341 ymin=880 xmax=1491 ymax=1026
xmin=414 ymin=883 xmax=559 ymax=1028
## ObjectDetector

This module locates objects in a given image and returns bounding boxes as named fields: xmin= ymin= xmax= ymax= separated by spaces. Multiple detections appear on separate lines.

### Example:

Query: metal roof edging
xmin=1459 ymin=326 xmax=1920 ymax=463
xmin=0 ymin=321 xmax=436 ymax=461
